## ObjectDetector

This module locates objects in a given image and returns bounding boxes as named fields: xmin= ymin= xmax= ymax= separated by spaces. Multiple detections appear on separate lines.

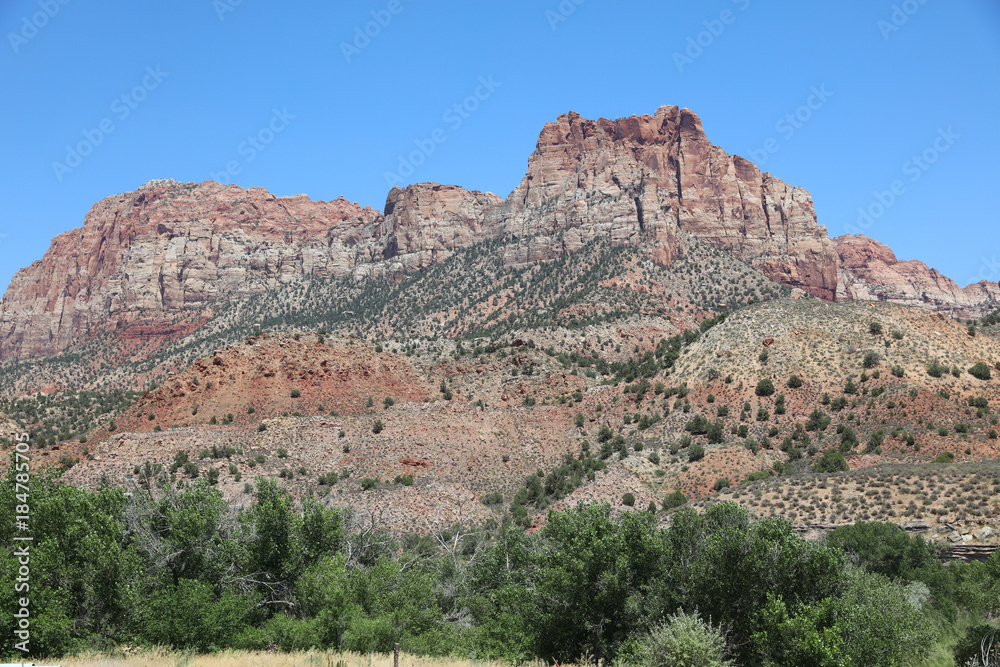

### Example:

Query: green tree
xmin=532 ymin=503 xmax=663 ymax=663
xmin=825 ymin=522 xmax=934 ymax=580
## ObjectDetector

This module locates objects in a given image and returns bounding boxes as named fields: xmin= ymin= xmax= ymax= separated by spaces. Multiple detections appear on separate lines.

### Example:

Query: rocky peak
xmin=496 ymin=106 xmax=836 ymax=299
xmin=835 ymin=234 xmax=1000 ymax=319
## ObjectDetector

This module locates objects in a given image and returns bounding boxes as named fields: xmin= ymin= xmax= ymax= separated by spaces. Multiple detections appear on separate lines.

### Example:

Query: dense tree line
xmin=2 ymin=466 xmax=998 ymax=665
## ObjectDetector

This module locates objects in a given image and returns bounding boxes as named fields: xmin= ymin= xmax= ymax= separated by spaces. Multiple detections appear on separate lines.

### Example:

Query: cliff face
xmin=0 ymin=178 xmax=514 ymax=358
xmin=0 ymin=180 xmax=382 ymax=358
xmin=835 ymin=234 xmax=1000 ymax=320
xmin=494 ymin=106 xmax=837 ymax=298
xmin=8 ymin=107 xmax=983 ymax=361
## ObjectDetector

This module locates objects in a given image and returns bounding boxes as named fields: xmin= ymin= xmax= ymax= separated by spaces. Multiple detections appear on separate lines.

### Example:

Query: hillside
xmin=3 ymin=296 xmax=993 ymax=548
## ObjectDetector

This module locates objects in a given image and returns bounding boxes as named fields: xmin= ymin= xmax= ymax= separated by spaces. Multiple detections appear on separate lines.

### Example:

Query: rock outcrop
xmin=0 ymin=180 xmax=380 ymax=358
xmin=6 ymin=107 xmax=989 ymax=361
xmin=494 ymin=106 xmax=837 ymax=298
xmin=835 ymin=234 xmax=1000 ymax=319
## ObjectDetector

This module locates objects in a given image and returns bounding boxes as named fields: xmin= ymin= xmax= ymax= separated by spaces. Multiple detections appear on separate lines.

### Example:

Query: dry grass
xmin=56 ymin=649 xmax=566 ymax=667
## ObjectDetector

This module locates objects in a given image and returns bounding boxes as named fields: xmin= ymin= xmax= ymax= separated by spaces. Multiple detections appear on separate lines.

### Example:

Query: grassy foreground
xmin=55 ymin=650 xmax=561 ymax=667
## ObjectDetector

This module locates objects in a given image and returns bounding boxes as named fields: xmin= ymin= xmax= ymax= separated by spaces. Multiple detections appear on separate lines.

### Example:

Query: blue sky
xmin=1 ymin=0 xmax=999 ymax=294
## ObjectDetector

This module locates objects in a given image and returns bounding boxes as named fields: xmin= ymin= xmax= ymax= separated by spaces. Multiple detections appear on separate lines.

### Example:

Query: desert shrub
xmin=290 ymin=389 xmax=301 ymax=398
xmin=360 ymin=478 xmax=378 ymax=491
xmin=713 ymin=478 xmax=731 ymax=491
xmin=622 ymin=493 xmax=636 ymax=507
xmin=688 ymin=443 xmax=705 ymax=462
xmin=480 ymin=492 xmax=503 ymax=505
xmin=632 ymin=610 xmax=733 ymax=667
xmin=755 ymin=379 xmax=776 ymax=397
xmin=813 ymin=449 xmax=849 ymax=473
xmin=663 ymin=490 xmax=688 ymax=510
xmin=707 ymin=421 xmax=725 ymax=444
xmin=927 ymin=361 xmax=947 ymax=378
xmin=372 ymin=419 xmax=384 ymax=434
xmin=970 ymin=362 xmax=992 ymax=381
xmin=869 ymin=321 xmax=883 ymax=335
xmin=805 ymin=410 xmax=831 ymax=432
xmin=863 ymin=351 xmax=881 ymax=368
xmin=787 ymin=374 xmax=803 ymax=388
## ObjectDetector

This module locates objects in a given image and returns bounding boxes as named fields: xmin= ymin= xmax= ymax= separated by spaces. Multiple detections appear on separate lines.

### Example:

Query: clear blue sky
xmin=2 ymin=0 xmax=999 ymax=295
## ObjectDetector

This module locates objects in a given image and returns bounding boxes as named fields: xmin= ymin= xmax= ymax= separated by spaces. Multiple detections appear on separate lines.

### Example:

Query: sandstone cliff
xmin=3 ymin=107 xmax=989 ymax=361
xmin=835 ymin=234 xmax=1000 ymax=320
xmin=493 ymin=106 xmax=837 ymax=299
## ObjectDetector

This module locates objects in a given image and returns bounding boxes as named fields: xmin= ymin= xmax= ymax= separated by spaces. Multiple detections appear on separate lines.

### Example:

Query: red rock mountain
xmin=835 ymin=234 xmax=1000 ymax=319
xmin=0 ymin=107 xmax=993 ymax=360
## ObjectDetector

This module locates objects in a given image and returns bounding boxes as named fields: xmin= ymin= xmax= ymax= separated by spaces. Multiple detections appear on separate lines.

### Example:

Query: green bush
xmin=688 ymin=443 xmax=705 ymax=462
xmin=633 ymin=611 xmax=734 ymax=667
xmin=970 ymin=362 xmax=993 ymax=381
xmin=826 ymin=521 xmax=934 ymax=579
xmin=812 ymin=449 xmax=849 ymax=473
xmin=622 ymin=493 xmax=636 ymax=507
xmin=755 ymin=379 xmax=776 ymax=397
xmin=927 ymin=361 xmax=947 ymax=378
xmin=787 ymin=374 xmax=803 ymax=388
xmin=372 ymin=419 xmax=384 ymax=434
xmin=663 ymin=490 xmax=688 ymax=510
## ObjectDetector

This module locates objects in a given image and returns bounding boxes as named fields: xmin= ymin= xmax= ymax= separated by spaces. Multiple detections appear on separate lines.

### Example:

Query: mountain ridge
xmin=1 ymin=106 xmax=995 ymax=362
